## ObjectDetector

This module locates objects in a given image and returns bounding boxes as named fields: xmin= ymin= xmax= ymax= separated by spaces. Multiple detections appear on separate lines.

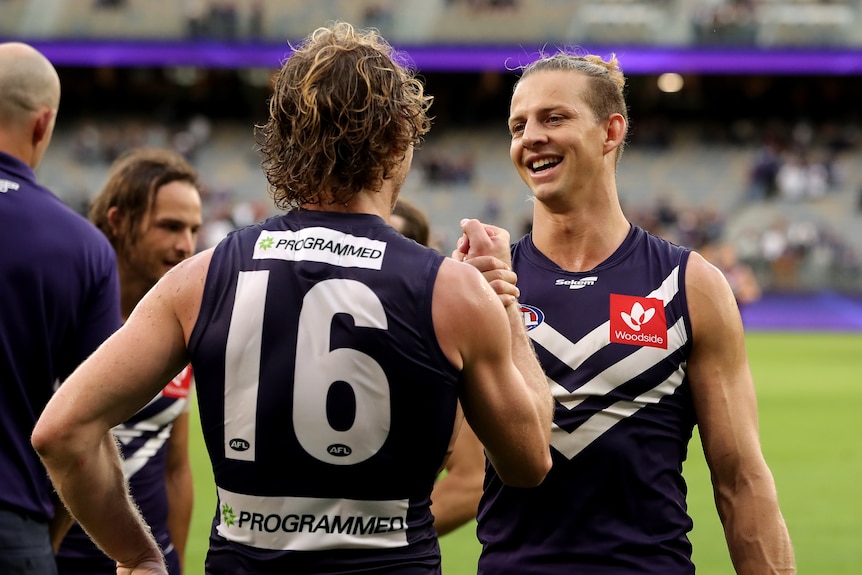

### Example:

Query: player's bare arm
xmin=433 ymin=257 xmax=552 ymax=487
xmin=31 ymin=249 xmax=213 ymax=574
xmin=686 ymin=251 xmax=796 ymax=575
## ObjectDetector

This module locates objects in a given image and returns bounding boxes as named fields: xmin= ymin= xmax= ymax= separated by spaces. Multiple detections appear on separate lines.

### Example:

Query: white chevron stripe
xmin=550 ymin=368 xmax=686 ymax=459
xmin=120 ymin=425 xmax=173 ymax=478
xmin=530 ymin=265 xmax=681 ymax=376
xmin=553 ymin=316 xmax=687 ymax=410
xmin=530 ymin=265 xmax=688 ymax=459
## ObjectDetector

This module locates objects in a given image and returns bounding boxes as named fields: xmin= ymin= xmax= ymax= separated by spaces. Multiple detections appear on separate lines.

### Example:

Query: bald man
xmin=0 ymin=43 xmax=121 ymax=574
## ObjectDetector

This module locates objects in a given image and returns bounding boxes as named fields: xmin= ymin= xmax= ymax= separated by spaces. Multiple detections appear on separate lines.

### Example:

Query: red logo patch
xmin=162 ymin=364 xmax=193 ymax=399
xmin=609 ymin=294 xmax=667 ymax=349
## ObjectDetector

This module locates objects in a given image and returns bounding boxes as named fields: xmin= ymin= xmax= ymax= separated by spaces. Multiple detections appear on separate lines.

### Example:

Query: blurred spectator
xmin=746 ymin=141 xmax=782 ymax=200
xmin=248 ymin=0 xmax=265 ymax=40
xmin=700 ymin=241 xmax=762 ymax=307
xmin=391 ymin=197 xmax=432 ymax=249
xmin=363 ymin=1 xmax=394 ymax=37
xmin=208 ymin=1 xmax=239 ymax=41
xmin=419 ymin=149 xmax=474 ymax=185
xmin=691 ymin=0 xmax=757 ymax=45
xmin=776 ymin=150 xmax=830 ymax=201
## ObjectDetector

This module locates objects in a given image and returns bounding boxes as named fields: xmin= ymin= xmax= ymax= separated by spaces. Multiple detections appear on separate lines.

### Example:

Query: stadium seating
xmin=2 ymin=0 xmax=862 ymax=47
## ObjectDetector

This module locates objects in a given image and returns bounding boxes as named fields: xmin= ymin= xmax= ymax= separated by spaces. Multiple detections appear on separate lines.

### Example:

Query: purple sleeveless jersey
xmin=478 ymin=225 xmax=697 ymax=575
xmin=188 ymin=210 xmax=461 ymax=574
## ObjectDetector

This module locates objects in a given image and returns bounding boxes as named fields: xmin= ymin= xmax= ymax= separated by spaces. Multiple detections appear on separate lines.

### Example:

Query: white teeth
xmin=531 ymin=158 xmax=558 ymax=171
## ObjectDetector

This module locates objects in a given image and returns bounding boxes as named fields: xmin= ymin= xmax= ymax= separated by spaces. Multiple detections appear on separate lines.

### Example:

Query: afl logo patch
xmin=328 ymin=444 xmax=352 ymax=457
xmin=520 ymin=304 xmax=544 ymax=331
xmin=229 ymin=438 xmax=250 ymax=452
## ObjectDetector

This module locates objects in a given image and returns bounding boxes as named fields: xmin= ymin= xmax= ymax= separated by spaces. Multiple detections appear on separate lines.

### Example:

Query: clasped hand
xmin=452 ymin=218 xmax=520 ymax=307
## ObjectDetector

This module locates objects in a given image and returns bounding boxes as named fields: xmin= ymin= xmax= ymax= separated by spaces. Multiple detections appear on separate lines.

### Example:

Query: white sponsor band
xmin=216 ymin=487 xmax=409 ymax=551
xmin=253 ymin=228 xmax=386 ymax=270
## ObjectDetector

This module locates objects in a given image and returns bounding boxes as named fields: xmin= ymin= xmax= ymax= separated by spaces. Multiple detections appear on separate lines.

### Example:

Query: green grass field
xmin=186 ymin=332 xmax=862 ymax=574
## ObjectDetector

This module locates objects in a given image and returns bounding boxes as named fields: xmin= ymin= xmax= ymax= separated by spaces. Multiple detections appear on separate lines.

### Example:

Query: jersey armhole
xmin=187 ymin=241 xmax=230 ymax=357
xmin=418 ymin=254 xmax=462 ymax=388
xmin=677 ymin=249 xmax=694 ymax=351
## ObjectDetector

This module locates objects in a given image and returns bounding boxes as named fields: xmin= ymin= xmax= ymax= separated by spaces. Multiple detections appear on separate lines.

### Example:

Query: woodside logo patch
xmin=609 ymin=294 xmax=667 ymax=349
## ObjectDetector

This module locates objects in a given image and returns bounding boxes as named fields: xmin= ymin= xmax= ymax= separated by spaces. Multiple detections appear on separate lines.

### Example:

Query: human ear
xmin=604 ymin=113 xmax=627 ymax=154
xmin=31 ymin=108 xmax=55 ymax=148
xmin=106 ymin=206 xmax=123 ymax=240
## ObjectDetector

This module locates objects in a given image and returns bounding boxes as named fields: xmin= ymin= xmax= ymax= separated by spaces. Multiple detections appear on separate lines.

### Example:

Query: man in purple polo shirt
xmin=0 ymin=42 xmax=121 ymax=574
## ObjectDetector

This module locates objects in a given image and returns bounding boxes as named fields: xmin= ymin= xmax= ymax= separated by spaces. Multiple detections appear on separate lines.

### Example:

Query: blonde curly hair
xmin=257 ymin=21 xmax=433 ymax=209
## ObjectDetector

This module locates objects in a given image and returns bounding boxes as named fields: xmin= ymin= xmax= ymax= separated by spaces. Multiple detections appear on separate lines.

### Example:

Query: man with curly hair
xmin=32 ymin=22 xmax=553 ymax=575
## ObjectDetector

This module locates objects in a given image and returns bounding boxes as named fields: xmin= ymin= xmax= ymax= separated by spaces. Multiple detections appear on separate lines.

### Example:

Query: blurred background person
xmin=55 ymin=147 xmax=202 ymax=575
xmin=391 ymin=196 xmax=432 ymax=248
xmin=700 ymin=241 xmax=762 ymax=308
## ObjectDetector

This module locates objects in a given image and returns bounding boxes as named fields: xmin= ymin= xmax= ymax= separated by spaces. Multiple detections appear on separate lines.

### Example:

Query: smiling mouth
xmin=530 ymin=158 xmax=561 ymax=173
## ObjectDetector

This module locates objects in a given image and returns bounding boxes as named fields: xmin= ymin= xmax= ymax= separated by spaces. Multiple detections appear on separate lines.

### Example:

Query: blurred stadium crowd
xmin=3 ymin=0 xmax=862 ymax=295
xmin=4 ymin=0 xmax=862 ymax=47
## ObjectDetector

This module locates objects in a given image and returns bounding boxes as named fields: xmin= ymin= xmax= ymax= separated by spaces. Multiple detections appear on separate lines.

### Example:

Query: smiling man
xmin=454 ymin=52 xmax=796 ymax=575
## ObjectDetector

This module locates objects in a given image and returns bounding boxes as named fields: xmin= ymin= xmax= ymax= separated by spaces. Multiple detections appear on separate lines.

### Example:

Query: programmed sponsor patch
xmin=609 ymin=293 xmax=667 ymax=349
xmin=253 ymin=228 xmax=386 ymax=269
xmin=216 ymin=487 xmax=408 ymax=551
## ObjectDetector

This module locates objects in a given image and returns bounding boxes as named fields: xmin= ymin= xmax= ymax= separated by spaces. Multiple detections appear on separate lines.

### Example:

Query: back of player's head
xmin=258 ymin=21 xmax=432 ymax=210
xmin=0 ymin=42 xmax=61 ymax=168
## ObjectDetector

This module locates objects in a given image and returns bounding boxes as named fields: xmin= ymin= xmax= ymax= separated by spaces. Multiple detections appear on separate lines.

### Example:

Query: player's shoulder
xmin=684 ymin=249 xmax=743 ymax=336
xmin=164 ymin=248 xmax=214 ymax=287
xmin=158 ymin=249 xmax=214 ymax=303
xmin=434 ymin=258 xmax=503 ymax=327
xmin=686 ymin=250 xmax=730 ymax=293
xmin=436 ymin=256 xmax=486 ymax=292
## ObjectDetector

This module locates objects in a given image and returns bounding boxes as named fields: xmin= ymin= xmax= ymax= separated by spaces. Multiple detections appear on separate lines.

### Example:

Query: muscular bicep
xmin=433 ymin=260 xmax=518 ymax=437
xmin=686 ymin=252 xmax=763 ymax=476
xmin=434 ymin=259 xmax=550 ymax=486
